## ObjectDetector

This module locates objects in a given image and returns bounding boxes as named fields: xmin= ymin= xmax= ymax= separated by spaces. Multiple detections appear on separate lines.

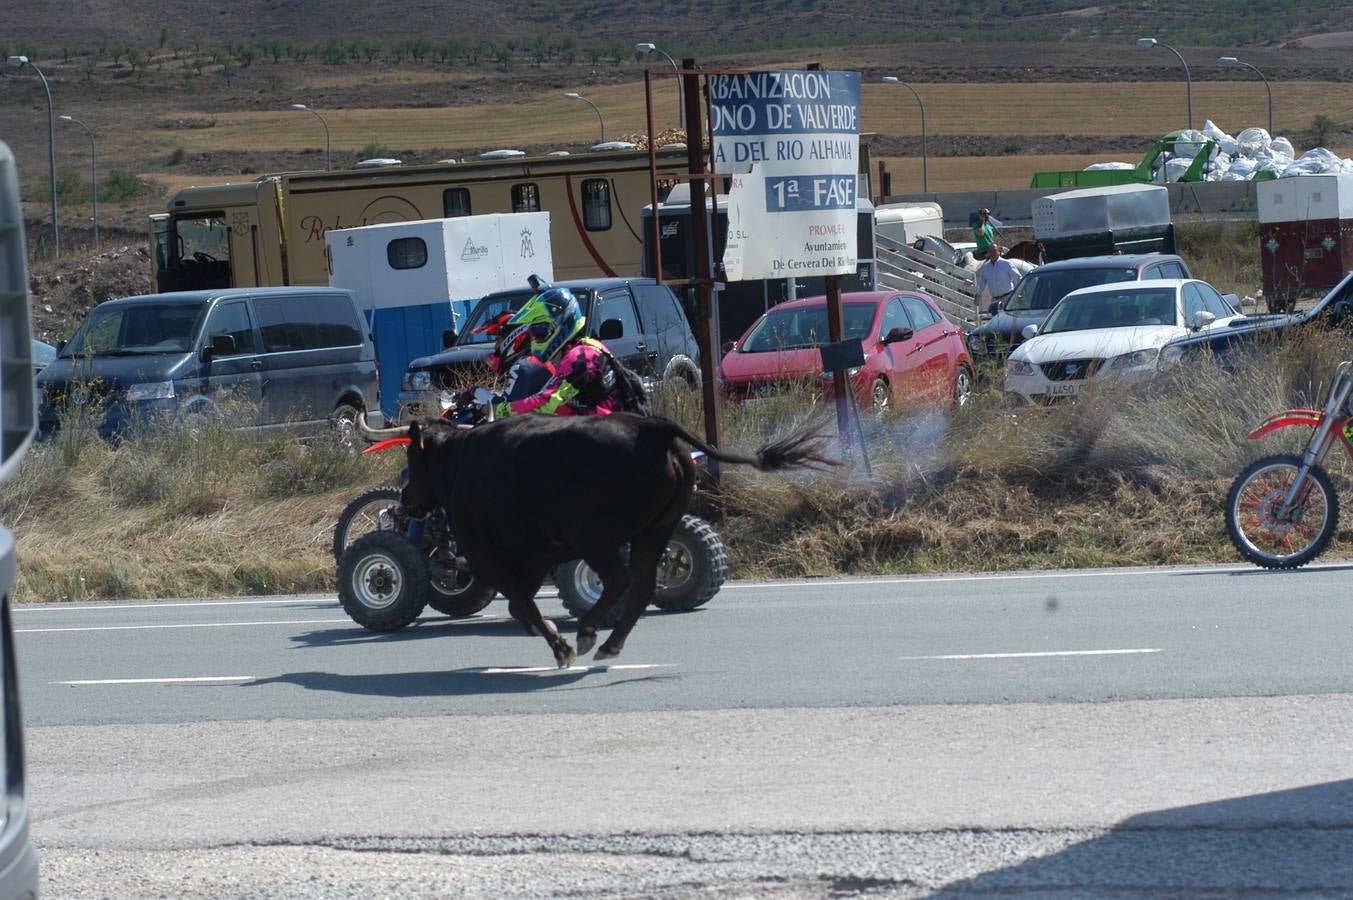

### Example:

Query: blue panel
xmin=370 ymin=301 xmax=454 ymax=419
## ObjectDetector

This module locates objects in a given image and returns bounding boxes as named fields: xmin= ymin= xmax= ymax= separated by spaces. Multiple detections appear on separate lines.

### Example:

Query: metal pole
xmin=59 ymin=115 xmax=97 ymax=247
xmin=1138 ymin=39 xmax=1191 ymax=130
xmin=883 ymin=77 xmax=927 ymax=192
xmin=8 ymin=57 xmax=59 ymax=256
xmin=825 ymin=275 xmax=850 ymax=444
xmin=1222 ymin=58 xmax=1273 ymax=135
xmin=638 ymin=43 xmax=683 ymax=129
xmin=565 ymin=93 xmax=605 ymax=143
xmin=290 ymin=104 xmax=331 ymax=171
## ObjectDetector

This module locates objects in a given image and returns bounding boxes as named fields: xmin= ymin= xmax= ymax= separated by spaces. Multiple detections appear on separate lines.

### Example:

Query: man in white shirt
xmin=974 ymin=243 xmax=1034 ymax=311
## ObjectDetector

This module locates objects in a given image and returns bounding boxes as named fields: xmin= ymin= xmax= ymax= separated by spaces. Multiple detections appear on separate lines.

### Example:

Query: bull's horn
xmin=355 ymin=414 xmax=411 ymax=443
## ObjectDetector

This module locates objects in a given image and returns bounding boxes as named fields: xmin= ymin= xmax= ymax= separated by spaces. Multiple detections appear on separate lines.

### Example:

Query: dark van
xmin=37 ymin=287 xmax=381 ymax=439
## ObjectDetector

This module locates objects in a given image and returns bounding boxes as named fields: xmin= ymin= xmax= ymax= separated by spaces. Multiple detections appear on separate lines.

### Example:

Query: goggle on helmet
xmin=506 ymin=286 xmax=586 ymax=363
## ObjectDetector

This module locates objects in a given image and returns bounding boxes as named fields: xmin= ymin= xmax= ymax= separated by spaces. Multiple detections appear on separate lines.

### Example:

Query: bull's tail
xmin=661 ymin=418 xmax=839 ymax=472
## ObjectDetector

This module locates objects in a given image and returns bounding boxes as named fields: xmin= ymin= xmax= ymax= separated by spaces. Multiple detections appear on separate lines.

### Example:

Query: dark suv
xmin=966 ymin=253 xmax=1193 ymax=364
xmin=398 ymin=277 xmax=701 ymax=422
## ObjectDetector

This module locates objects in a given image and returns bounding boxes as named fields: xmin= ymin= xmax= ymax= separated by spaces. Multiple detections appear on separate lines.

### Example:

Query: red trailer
xmin=1258 ymin=174 xmax=1353 ymax=311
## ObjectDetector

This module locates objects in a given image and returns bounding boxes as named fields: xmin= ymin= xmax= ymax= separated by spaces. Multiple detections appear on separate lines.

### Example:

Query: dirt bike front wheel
xmin=332 ymin=487 xmax=404 ymax=561
xmin=1226 ymin=454 xmax=1340 ymax=569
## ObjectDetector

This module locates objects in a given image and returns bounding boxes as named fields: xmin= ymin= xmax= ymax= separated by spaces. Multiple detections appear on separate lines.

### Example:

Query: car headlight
xmin=1106 ymin=347 xmax=1160 ymax=370
xmin=1157 ymin=344 xmax=1184 ymax=373
xmin=1006 ymin=359 xmax=1035 ymax=377
xmin=125 ymin=381 xmax=175 ymax=401
xmin=404 ymin=371 xmax=432 ymax=392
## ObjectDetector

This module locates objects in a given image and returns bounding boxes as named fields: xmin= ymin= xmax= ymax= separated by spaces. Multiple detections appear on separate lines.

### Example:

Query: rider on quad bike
xmin=484 ymin=277 xmax=648 ymax=419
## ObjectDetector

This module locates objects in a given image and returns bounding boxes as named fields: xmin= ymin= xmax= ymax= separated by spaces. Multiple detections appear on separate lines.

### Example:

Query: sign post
xmin=709 ymin=69 xmax=861 ymax=443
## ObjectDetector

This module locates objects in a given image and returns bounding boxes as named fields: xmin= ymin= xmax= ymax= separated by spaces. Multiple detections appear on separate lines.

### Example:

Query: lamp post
xmin=636 ymin=42 xmax=683 ymax=129
xmin=289 ymin=103 xmax=331 ymax=171
xmin=1136 ymin=38 xmax=1193 ymax=130
xmin=564 ymin=92 xmax=605 ymax=144
xmin=1219 ymin=56 xmax=1273 ymax=135
xmin=58 ymin=115 xmax=97 ymax=248
xmin=7 ymin=55 xmax=59 ymax=256
xmin=882 ymin=76 xmax=928 ymax=193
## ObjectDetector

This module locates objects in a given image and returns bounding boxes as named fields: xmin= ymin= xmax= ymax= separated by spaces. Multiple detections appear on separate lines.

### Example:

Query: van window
xmin=635 ymin=284 xmax=683 ymax=335
xmin=593 ymin=288 xmax=639 ymax=339
xmin=60 ymin=301 xmax=207 ymax=358
xmin=443 ymin=188 xmax=471 ymax=218
xmin=255 ymin=294 xmax=363 ymax=352
xmin=582 ymin=179 xmax=611 ymax=231
xmin=204 ymin=301 xmax=255 ymax=354
xmin=512 ymin=183 xmax=540 ymax=213
xmin=387 ymin=237 xmax=427 ymax=270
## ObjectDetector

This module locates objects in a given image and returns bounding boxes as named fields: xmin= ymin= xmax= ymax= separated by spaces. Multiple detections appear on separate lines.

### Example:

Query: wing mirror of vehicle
xmin=201 ymin=333 xmax=236 ymax=362
xmin=56 ymin=339 xmax=66 ymax=353
xmin=442 ymin=328 xmax=458 ymax=349
xmin=598 ymin=318 xmax=624 ymax=341
xmin=1191 ymin=310 xmax=1217 ymax=331
xmin=1021 ymin=324 xmax=1039 ymax=340
xmin=882 ymin=326 xmax=913 ymax=344
xmin=721 ymin=340 xmax=736 ymax=357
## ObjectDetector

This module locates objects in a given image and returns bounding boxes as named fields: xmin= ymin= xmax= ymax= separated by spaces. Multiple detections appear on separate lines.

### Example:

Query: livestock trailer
xmin=1032 ymin=183 xmax=1175 ymax=261
xmin=1258 ymin=174 xmax=1353 ymax=307
xmin=874 ymin=202 xmax=944 ymax=246
xmin=327 ymin=213 xmax=553 ymax=418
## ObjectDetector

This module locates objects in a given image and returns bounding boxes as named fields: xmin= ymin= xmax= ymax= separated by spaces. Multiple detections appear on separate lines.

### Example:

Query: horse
xmin=1003 ymin=240 xmax=1046 ymax=266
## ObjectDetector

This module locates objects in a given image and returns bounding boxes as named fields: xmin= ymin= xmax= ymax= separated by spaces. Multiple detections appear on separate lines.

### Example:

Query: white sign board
xmin=710 ymin=70 xmax=861 ymax=282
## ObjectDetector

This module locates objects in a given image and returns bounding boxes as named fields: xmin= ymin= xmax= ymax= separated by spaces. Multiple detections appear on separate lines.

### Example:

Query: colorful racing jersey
xmin=496 ymin=337 xmax=624 ymax=417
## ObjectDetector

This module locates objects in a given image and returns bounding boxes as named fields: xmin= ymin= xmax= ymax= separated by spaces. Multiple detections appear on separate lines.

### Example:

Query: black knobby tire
xmin=1225 ymin=453 xmax=1340 ymax=569
xmin=338 ymin=531 xmax=430 ymax=631
xmin=332 ymin=487 xmax=404 ymax=562
xmin=651 ymin=515 xmax=727 ymax=612
xmin=554 ymin=558 xmax=627 ymax=627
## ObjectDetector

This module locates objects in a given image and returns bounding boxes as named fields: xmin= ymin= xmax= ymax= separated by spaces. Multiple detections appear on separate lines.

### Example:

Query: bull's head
xmin=398 ymin=419 xmax=460 ymax=521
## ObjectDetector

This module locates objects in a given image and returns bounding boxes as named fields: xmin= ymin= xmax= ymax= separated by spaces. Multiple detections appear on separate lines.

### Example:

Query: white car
xmin=1003 ymin=278 xmax=1241 ymax=403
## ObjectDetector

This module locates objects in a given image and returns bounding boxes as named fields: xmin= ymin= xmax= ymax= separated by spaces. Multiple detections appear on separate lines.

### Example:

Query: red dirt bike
xmin=333 ymin=391 xmax=727 ymax=631
xmin=1225 ymin=360 xmax=1353 ymax=568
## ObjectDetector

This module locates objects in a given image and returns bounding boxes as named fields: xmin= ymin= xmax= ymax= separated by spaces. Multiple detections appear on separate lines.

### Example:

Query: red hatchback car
xmin=719 ymin=291 xmax=974 ymax=409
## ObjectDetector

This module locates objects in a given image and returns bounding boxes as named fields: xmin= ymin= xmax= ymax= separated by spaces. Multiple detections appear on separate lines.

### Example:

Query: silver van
xmin=37 ymin=287 xmax=382 ymax=438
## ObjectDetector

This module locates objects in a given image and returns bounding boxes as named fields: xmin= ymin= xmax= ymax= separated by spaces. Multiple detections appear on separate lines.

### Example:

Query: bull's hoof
xmin=554 ymin=642 xmax=577 ymax=669
xmin=594 ymin=643 xmax=622 ymax=661
xmin=576 ymin=628 xmax=597 ymax=657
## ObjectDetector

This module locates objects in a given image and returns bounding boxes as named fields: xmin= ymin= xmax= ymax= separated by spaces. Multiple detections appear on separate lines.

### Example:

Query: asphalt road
xmin=21 ymin=562 xmax=1353 ymax=898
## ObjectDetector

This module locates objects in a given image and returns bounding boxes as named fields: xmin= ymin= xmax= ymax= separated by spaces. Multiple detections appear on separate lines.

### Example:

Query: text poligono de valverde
xmin=711 ymin=70 xmax=861 ymax=282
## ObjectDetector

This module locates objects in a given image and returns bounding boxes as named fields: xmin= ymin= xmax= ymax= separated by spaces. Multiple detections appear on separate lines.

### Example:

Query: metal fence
xmin=875 ymin=234 xmax=979 ymax=329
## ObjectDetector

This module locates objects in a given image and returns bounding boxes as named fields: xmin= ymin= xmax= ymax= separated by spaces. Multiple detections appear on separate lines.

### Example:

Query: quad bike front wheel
xmin=1226 ymin=453 xmax=1340 ymax=569
xmin=338 ymin=531 xmax=430 ymax=631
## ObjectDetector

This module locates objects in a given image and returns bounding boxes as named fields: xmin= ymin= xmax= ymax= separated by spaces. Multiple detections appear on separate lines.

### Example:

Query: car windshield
xmin=456 ymin=288 xmax=594 ymax=345
xmin=59 ymin=301 xmax=207 ymax=357
xmin=740 ymin=302 xmax=877 ymax=352
xmin=1004 ymin=267 xmax=1142 ymax=313
xmin=1041 ymin=287 xmax=1177 ymax=334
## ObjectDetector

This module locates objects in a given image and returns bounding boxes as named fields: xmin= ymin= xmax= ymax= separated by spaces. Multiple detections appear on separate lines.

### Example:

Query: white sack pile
xmin=1082 ymin=120 xmax=1353 ymax=181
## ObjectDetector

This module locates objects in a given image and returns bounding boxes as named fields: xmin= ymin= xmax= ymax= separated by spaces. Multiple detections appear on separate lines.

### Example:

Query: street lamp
xmin=882 ymin=76 xmax=928 ymax=193
xmin=7 ymin=55 xmax=59 ymax=256
xmin=289 ymin=104 xmax=331 ymax=171
xmin=1219 ymin=56 xmax=1274 ymax=135
xmin=636 ymin=42 xmax=683 ymax=129
xmin=58 ymin=115 xmax=97 ymax=248
xmin=1136 ymin=38 xmax=1193 ymax=130
xmin=564 ymin=92 xmax=605 ymax=144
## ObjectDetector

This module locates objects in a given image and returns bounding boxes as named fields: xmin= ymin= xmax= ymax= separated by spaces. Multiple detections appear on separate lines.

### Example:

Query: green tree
xmin=1311 ymin=114 xmax=1335 ymax=146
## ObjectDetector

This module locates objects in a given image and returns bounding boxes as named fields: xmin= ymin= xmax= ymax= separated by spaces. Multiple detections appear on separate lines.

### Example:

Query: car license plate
xmin=1046 ymin=382 xmax=1083 ymax=397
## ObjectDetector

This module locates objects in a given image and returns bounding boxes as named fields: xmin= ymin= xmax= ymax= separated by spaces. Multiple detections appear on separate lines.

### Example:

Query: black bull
xmin=393 ymin=413 xmax=835 ymax=667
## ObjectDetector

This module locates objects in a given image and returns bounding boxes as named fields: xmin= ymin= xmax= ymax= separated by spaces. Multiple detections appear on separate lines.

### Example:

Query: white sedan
xmin=1003 ymin=278 xmax=1241 ymax=403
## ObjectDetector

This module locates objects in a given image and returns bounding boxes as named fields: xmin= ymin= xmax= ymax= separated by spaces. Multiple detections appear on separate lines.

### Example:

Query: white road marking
xmin=900 ymin=648 xmax=1163 ymax=661
xmin=727 ymin=567 xmax=1258 ymax=590
xmin=53 ymin=676 xmax=255 ymax=685
xmin=19 ymin=618 xmax=357 ymax=634
xmin=478 ymin=664 xmax=673 ymax=675
xmin=14 ymin=597 xmax=334 ymax=613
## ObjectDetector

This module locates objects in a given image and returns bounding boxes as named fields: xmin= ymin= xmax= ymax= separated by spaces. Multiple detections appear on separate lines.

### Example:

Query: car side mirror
xmin=882 ymin=326 xmax=913 ymax=344
xmin=202 ymin=333 xmax=236 ymax=362
xmin=721 ymin=340 xmax=736 ymax=357
xmin=442 ymin=328 xmax=458 ymax=349
xmin=56 ymin=339 xmax=66 ymax=353
xmin=1191 ymin=310 xmax=1217 ymax=331
xmin=1021 ymin=324 xmax=1039 ymax=340
xmin=599 ymin=318 xmax=624 ymax=341
xmin=987 ymin=300 xmax=1002 ymax=316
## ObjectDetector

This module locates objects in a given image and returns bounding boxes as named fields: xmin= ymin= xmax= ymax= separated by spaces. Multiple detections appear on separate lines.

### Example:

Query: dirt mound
xmin=28 ymin=243 xmax=153 ymax=343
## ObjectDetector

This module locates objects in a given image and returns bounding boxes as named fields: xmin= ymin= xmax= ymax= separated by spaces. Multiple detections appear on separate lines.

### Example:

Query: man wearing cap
xmin=973 ymin=208 xmax=997 ymax=257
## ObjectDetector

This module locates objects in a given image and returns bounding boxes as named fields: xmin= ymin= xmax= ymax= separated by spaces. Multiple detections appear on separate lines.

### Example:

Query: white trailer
xmin=874 ymin=201 xmax=944 ymax=245
xmin=327 ymin=213 xmax=552 ymax=418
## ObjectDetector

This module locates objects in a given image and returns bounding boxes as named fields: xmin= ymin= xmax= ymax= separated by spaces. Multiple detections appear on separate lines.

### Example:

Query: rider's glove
xmin=452 ymin=388 xmax=476 ymax=408
xmin=493 ymin=399 xmax=511 ymax=419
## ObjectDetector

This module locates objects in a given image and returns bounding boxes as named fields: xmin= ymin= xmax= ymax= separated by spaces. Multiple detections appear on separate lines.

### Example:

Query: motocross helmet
xmin=506 ymin=285 xmax=585 ymax=363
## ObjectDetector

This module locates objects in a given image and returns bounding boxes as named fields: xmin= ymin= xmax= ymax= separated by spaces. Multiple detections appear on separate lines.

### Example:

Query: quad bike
xmin=335 ymin=392 xmax=727 ymax=631
xmin=1225 ymin=360 xmax=1353 ymax=569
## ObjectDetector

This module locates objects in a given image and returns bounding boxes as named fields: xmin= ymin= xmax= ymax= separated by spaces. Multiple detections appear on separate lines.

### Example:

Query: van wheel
xmin=331 ymin=402 xmax=361 ymax=444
